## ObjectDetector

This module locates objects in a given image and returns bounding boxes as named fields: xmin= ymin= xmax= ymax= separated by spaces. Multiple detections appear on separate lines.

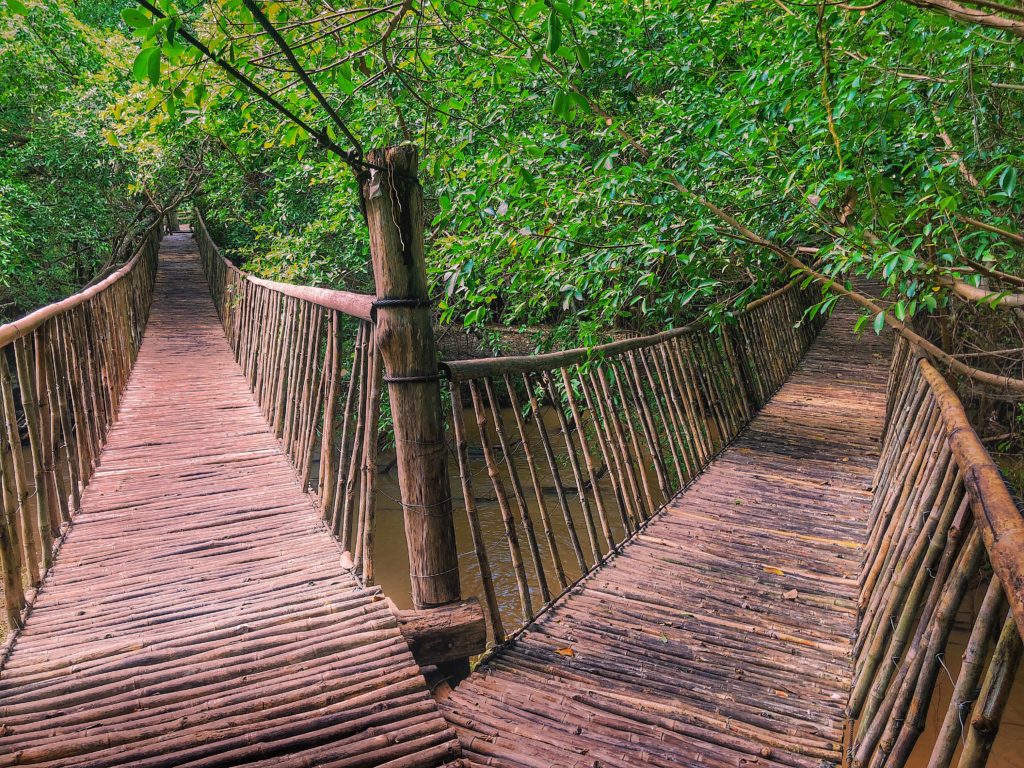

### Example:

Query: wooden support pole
xmin=361 ymin=145 xmax=461 ymax=611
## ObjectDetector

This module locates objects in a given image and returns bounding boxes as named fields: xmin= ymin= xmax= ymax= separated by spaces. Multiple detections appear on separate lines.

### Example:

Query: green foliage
xmin=4 ymin=0 xmax=1023 ymax=352
xmin=106 ymin=0 xmax=1023 ymax=346
xmin=0 ymin=0 xmax=154 ymax=319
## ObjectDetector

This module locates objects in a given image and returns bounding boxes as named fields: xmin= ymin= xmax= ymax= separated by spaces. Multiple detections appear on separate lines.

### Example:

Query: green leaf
xmin=999 ymin=166 xmax=1018 ymax=198
xmin=148 ymin=47 xmax=162 ymax=85
xmin=121 ymin=8 xmax=150 ymax=29
xmin=552 ymin=90 xmax=571 ymax=120
xmin=6 ymin=0 xmax=27 ymax=15
xmin=132 ymin=47 xmax=157 ymax=83
xmin=873 ymin=311 xmax=886 ymax=334
xmin=576 ymin=44 xmax=591 ymax=69
xmin=546 ymin=12 xmax=562 ymax=56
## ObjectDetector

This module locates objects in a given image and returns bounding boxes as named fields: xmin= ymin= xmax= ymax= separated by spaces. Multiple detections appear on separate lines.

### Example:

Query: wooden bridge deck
xmin=442 ymin=303 xmax=892 ymax=768
xmin=0 ymin=233 xmax=460 ymax=767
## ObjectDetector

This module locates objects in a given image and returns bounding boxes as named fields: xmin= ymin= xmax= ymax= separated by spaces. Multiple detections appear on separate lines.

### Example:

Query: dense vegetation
xmin=1 ymin=0 xmax=1022 ymax=444
xmin=0 ymin=2 xmax=144 ymax=316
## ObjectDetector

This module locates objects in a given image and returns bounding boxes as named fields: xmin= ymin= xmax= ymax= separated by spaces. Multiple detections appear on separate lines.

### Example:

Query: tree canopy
xmin=1 ymin=0 xmax=1022 ymax=405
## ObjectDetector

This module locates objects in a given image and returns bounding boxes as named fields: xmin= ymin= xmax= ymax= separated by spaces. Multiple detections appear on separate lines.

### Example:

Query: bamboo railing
xmin=193 ymin=210 xmax=384 ymax=582
xmin=441 ymin=282 xmax=825 ymax=643
xmin=0 ymin=212 xmax=167 ymax=631
xmin=850 ymin=336 xmax=1024 ymax=768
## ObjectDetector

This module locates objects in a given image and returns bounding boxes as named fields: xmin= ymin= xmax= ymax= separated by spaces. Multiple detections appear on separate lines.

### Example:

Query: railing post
xmin=361 ymin=145 xmax=461 ymax=611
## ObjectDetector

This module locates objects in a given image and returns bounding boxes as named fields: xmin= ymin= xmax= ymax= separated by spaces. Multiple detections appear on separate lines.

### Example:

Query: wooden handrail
xmin=919 ymin=357 xmax=1024 ymax=640
xmin=0 ymin=210 xmax=166 ymax=633
xmin=442 ymin=323 xmax=700 ymax=380
xmin=0 ymin=213 xmax=164 ymax=348
xmin=851 ymin=336 xmax=1023 ymax=767
xmin=191 ymin=209 xmax=374 ymax=321
xmin=443 ymin=279 xmax=815 ymax=381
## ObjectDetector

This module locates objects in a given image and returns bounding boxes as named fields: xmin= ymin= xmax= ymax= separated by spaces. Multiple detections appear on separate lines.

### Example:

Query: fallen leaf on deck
xmin=554 ymin=646 xmax=576 ymax=657
xmin=782 ymin=589 xmax=798 ymax=600
xmin=764 ymin=566 xmax=785 ymax=576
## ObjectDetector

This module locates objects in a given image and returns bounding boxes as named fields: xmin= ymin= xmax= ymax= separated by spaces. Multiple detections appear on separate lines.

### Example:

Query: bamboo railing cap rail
xmin=440 ymin=322 xmax=701 ymax=380
xmin=193 ymin=209 xmax=374 ymax=321
xmin=916 ymin=351 xmax=1024 ymax=640
xmin=440 ymin=278 xmax=806 ymax=381
xmin=0 ymin=213 xmax=164 ymax=348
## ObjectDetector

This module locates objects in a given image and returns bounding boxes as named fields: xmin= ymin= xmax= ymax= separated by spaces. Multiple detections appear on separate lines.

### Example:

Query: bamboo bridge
xmin=0 ymin=158 xmax=1021 ymax=768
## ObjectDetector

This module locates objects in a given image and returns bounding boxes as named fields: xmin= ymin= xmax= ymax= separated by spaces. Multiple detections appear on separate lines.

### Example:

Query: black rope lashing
xmin=369 ymin=297 xmax=432 ymax=323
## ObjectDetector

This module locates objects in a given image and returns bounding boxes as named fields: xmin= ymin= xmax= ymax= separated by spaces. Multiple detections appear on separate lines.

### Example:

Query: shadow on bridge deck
xmin=0 ymin=233 xmax=461 ymax=767
xmin=442 ymin=301 xmax=892 ymax=768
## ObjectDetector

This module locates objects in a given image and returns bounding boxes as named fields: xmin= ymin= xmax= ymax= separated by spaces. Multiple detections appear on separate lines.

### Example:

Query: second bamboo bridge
xmin=0 ymin=150 xmax=1021 ymax=768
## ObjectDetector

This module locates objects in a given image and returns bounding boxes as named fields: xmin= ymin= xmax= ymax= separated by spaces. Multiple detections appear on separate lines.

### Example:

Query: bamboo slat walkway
xmin=442 ymin=302 xmax=892 ymax=768
xmin=0 ymin=233 xmax=461 ymax=767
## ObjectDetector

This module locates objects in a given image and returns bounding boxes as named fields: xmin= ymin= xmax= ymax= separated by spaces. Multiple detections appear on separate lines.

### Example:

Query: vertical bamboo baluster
xmin=855 ymin=511 xmax=978 ymax=752
xmin=720 ymin=323 xmax=754 ymax=423
xmin=701 ymin=333 xmax=743 ymax=440
xmin=851 ymin=489 xmax=966 ymax=715
xmin=339 ymin=335 xmax=369 ymax=547
xmin=299 ymin=338 xmax=328 ymax=489
xmin=588 ymin=367 xmax=641 ymax=532
xmin=330 ymin=324 xmax=366 ymax=531
xmin=245 ymin=287 xmax=266 ymax=388
xmin=523 ymin=372 xmax=587 ymax=575
xmin=600 ymin=364 xmax=654 ymax=520
xmin=866 ymin=378 xmax=929 ymax=553
xmin=862 ymin=448 xmax=955 ymax=643
xmin=634 ymin=347 xmax=684 ymax=491
xmin=299 ymin=311 xmax=329 ymax=490
xmin=956 ymin=609 xmax=1023 ymax=768
xmin=663 ymin=341 xmax=709 ymax=466
xmin=862 ymin=529 xmax=985 ymax=767
xmin=268 ymin=297 xmax=295 ymax=426
xmin=13 ymin=337 xmax=51 ymax=566
xmin=858 ymin=471 xmax=959 ymax=669
xmin=293 ymin=304 xmax=322 ymax=457
xmin=48 ymin=324 xmax=81 ymax=514
xmin=926 ymin=575 xmax=1006 ymax=768
xmin=253 ymin=291 xmax=276 ymax=404
xmin=1 ymin=352 xmax=39 ymax=583
xmin=302 ymin=309 xmax=328 ymax=460
xmin=503 ymin=373 xmax=567 ymax=592
xmin=279 ymin=301 xmax=307 ymax=440
xmin=620 ymin=353 xmax=670 ymax=503
xmin=59 ymin=313 xmax=94 ymax=482
xmin=649 ymin=344 xmax=697 ymax=482
xmin=542 ymin=371 xmax=601 ymax=564
xmin=356 ymin=336 xmax=382 ymax=583
xmin=318 ymin=312 xmax=343 ymax=506
xmin=0 ymin=433 xmax=24 ymax=628
xmin=484 ymin=378 xmax=551 ymax=604
xmin=38 ymin=326 xmax=69 ymax=525
xmin=450 ymin=384 xmax=505 ymax=642
xmin=685 ymin=333 xmax=727 ymax=446
xmin=285 ymin=303 xmax=315 ymax=454
xmin=680 ymin=334 xmax=726 ymax=454
xmin=577 ymin=367 xmax=634 ymax=535
xmin=559 ymin=368 xmax=614 ymax=553
xmin=862 ymin=405 xmax=941 ymax=601
xmin=76 ymin=307 xmax=105 ymax=456
xmin=470 ymin=379 xmax=534 ymax=621
xmin=737 ymin=314 xmax=767 ymax=406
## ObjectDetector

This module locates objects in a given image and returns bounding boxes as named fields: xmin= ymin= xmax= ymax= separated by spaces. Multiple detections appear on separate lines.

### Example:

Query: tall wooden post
xmin=361 ymin=145 xmax=461 ymax=610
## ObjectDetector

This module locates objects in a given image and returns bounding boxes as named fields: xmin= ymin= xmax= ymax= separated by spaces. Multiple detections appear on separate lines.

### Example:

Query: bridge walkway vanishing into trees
xmin=0 ymin=232 xmax=463 ymax=768
xmin=0 ymin=170 xmax=1021 ymax=767
xmin=443 ymin=300 xmax=891 ymax=768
